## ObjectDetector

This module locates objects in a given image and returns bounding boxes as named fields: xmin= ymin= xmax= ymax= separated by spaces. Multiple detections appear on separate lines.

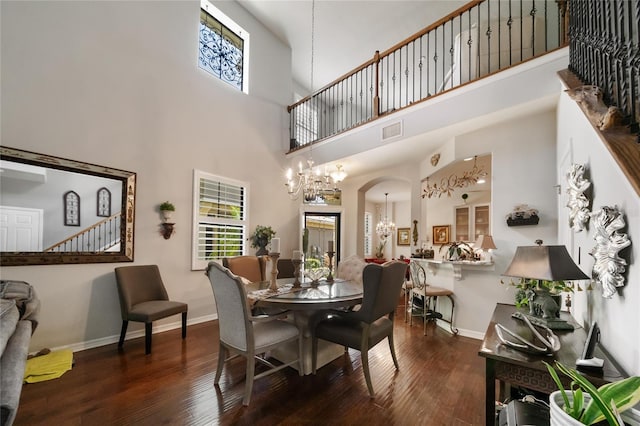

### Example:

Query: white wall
xmin=556 ymin=91 xmax=640 ymax=376
xmin=0 ymin=0 xmax=300 ymax=352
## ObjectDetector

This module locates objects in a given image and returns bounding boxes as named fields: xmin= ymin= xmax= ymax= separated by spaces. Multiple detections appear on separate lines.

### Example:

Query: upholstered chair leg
xmin=181 ymin=312 xmax=187 ymax=339
xmin=214 ymin=343 xmax=226 ymax=384
xmin=118 ymin=320 xmax=128 ymax=348
xmin=361 ymin=346 xmax=374 ymax=397
xmin=388 ymin=333 xmax=400 ymax=370
xmin=311 ymin=335 xmax=318 ymax=374
xmin=242 ymin=353 xmax=256 ymax=406
xmin=297 ymin=333 xmax=303 ymax=376
xmin=145 ymin=322 xmax=152 ymax=355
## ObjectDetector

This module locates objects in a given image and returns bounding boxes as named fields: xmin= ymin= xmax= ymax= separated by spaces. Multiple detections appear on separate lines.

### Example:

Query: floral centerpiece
xmin=249 ymin=225 xmax=275 ymax=255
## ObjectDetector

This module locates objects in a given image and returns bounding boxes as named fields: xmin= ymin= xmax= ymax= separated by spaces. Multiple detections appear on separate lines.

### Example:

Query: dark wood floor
xmin=15 ymin=306 xmax=487 ymax=426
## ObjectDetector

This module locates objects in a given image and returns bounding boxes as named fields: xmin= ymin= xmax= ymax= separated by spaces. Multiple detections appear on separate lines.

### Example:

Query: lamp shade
xmin=503 ymin=245 xmax=589 ymax=281
xmin=475 ymin=235 xmax=497 ymax=250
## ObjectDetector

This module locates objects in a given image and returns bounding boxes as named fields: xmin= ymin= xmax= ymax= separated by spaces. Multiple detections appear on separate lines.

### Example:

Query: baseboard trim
xmin=42 ymin=314 xmax=218 ymax=354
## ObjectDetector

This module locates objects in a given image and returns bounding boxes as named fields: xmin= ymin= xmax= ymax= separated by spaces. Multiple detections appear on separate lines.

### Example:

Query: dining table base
xmin=270 ymin=311 xmax=346 ymax=375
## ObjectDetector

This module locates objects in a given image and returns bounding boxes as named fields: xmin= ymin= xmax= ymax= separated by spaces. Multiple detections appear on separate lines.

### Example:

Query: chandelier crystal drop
xmin=421 ymin=155 xmax=487 ymax=198
xmin=376 ymin=193 xmax=396 ymax=240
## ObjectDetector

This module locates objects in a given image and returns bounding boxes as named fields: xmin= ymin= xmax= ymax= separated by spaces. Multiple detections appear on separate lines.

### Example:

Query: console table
xmin=478 ymin=303 xmax=625 ymax=426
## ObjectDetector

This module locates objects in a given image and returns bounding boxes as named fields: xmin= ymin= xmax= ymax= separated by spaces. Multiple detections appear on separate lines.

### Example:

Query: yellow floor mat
xmin=24 ymin=349 xmax=73 ymax=383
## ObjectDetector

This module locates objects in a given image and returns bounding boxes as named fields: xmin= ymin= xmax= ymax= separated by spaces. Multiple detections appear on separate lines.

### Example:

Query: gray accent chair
xmin=276 ymin=258 xmax=295 ymax=279
xmin=205 ymin=261 xmax=302 ymax=406
xmin=222 ymin=256 xmax=267 ymax=283
xmin=114 ymin=265 xmax=188 ymax=355
xmin=311 ymin=260 xmax=408 ymax=397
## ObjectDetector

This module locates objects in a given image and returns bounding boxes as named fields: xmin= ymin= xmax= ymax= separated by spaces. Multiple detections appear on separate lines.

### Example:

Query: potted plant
xmin=440 ymin=241 xmax=474 ymax=261
xmin=545 ymin=361 xmax=640 ymax=425
xmin=375 ymin=240 xmax=386 ymax=259
xmin=159 ymin=201 xmax=175 ymax=222
xmin=501 ymin=278 xmax=575 ymax=310
xmin=249 ymin=225 xmax=276 ymax=255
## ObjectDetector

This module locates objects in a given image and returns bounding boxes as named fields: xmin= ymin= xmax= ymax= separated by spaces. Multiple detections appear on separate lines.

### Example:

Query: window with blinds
xmin=294 ymin=100 xmax=318 ymax=146
xmin=199 ymin=0 xmax=250 ymax=93
xmin=364 ymin=211 xmax=373 ymax=256
xmin=192 ymin=170 xmax=248 ymax=270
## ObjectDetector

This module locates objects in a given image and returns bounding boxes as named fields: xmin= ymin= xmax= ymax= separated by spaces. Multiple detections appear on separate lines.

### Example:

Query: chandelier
xmin=286 ymin=160 xmax=342 ymax=202
xmin=421 ymin=156 xmax=487 ymax=198
xmin=284 ymin=0 xmax=346 ymax=203
xmin=376 ymin=193 xmax=396 ymax=240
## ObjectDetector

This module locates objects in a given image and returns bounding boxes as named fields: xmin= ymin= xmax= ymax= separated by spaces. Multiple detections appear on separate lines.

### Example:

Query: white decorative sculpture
xmin=590 ymin=206 xmax=631 ymax=299
xmin=566 ymin=163 xmax=591 ymax=232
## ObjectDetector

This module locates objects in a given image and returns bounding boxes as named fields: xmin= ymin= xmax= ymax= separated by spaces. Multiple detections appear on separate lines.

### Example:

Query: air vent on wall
xmin=381 ymin=121 xmax=403 ymax=141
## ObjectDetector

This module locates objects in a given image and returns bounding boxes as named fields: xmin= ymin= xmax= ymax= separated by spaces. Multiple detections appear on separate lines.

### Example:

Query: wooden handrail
xmin=44 ymin=212 xmax=121 ymax=252
xmin=287 ymin=0 xmax=569 ymax=151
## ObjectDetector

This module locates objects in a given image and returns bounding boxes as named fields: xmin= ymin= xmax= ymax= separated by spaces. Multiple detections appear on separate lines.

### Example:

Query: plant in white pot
xmin=544 ymin=361 xmax=640 ymax=425
xmin=159 ymin=201 xmax=175 ymax=222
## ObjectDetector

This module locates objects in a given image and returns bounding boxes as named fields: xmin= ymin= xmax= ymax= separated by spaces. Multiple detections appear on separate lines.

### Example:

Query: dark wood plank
xmin=15 ymin=304 xmax=485 ymax=425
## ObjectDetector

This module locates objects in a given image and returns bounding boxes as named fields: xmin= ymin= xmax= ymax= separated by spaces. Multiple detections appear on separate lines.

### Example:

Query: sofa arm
xmin=0 ymin=320 xmax=32 ymax=426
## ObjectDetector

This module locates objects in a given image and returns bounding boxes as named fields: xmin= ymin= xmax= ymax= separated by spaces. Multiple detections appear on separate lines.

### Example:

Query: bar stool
xmin=408 ymin=261 xmax=458 ymax=335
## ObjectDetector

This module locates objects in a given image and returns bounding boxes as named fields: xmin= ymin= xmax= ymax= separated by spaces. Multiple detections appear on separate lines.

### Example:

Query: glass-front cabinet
xmin=455 ymin=207 xmax=470 ymax=241
xmin=455 ymin=203 xmax=490 ymax=242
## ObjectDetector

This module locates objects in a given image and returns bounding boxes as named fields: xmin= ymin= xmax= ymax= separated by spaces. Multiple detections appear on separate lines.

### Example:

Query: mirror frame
xmin=0 ymin=146 xmax=136 ymax=266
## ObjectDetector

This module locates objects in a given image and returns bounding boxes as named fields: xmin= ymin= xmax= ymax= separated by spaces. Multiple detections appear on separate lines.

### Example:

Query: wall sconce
xmin=159 ymin=201 xmax=175 ymax=239
xmin=160 ymin=223 xmax=175 ymax=240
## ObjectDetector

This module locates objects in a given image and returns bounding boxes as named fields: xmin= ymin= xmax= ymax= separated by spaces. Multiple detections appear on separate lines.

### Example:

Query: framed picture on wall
xmin=397 ymin=228 xmax=410 ymax=246
xmin=433 ymin=225 xmax=450 ymax=245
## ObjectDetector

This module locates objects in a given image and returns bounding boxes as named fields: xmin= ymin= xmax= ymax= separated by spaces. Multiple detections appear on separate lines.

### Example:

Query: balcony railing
xmin=288 ymin=0 xmax=569 ymax=151
xmin=568 ymin=0 xmax=639 ymax=139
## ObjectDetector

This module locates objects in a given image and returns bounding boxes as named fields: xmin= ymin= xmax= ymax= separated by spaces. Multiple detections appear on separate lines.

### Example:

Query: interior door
xmin=0 ymin=206 xmax=43 ymax=251
xmin=304 ymin=212 xmax=341 ymax=265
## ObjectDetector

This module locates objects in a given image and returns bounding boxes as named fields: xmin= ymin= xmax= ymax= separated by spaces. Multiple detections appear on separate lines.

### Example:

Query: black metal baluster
xmin=450 ymin=17 xmax=454 ymax=90
xmin=530 ymin=0 xmax=536 ymax=57
xmin=487 ymin=0 xmax=492 ymax=74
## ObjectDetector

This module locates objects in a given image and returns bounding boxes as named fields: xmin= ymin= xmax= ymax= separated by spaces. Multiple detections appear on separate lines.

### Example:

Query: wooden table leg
xmin=486 ymin=358 xmax=496 ymax=426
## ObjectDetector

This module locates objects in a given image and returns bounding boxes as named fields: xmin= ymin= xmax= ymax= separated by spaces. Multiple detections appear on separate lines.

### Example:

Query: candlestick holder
xmin=269 ymin=252 xmax=280 ymax=291
xmin=292 ymin=258 xmax=302 ymax=288
xmin=326 ymin=250 xmax=335 ymax=282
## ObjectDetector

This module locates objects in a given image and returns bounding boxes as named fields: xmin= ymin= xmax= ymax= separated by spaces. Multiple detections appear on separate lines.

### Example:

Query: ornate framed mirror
xmin=0 ymin=146 xmax=136 ymax=265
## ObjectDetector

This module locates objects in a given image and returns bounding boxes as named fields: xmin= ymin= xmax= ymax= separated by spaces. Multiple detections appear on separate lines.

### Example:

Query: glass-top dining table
xmin=245 ymin=278 xmax=363 ymax=375
xmin=246 ymin=278 xmax=363 ymax=311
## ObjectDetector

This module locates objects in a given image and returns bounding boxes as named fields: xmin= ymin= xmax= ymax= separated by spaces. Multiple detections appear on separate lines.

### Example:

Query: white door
xmin=0 ymin=206 xmax=43 ymax=251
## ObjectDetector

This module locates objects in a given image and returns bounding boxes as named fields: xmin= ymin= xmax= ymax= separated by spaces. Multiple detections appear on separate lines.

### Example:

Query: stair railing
xmin=44 ymin=213 xmax=122 ymax=253
xmin=288 ymin=0 xmax=569 ymax=151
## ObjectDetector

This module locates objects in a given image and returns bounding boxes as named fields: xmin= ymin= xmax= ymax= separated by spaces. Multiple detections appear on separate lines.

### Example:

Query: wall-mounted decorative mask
xmin=590 ymin=206 xmax=631 ymax=298
xmin=566 ymin=163 xmax=591 ymax=232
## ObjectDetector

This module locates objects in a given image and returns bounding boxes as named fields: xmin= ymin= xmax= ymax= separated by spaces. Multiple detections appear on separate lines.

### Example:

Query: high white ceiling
xmin=237 ymin=1 xmax=467 ymax=202
xmin=238 ymin=1 xmax=467 ymax=93
xmin=236 ymin=1 xmax=561 ymax=203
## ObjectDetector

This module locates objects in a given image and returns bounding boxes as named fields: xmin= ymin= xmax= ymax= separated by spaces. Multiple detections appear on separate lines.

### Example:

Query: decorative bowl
xmin=305 ymin=267 xmax=328 ymax=284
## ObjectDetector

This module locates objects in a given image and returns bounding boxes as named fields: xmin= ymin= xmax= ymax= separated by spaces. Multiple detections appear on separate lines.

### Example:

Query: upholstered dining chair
xmin=311 ymin=260 xmax=408 ymax=397
xmin=276 ymin=258 xmax=296 ymax=279
xmin=335 ymin=255 xmax=367 ymax=285
xmin=114 ymin=265 xmax=188 ymax=355
xmin=205 ymin=261 xmax=302 ymax=406
xmin=409 ymin=261 xmax=458 ymax=335
xmin=222 ymin=255 xmax=267 ymax=283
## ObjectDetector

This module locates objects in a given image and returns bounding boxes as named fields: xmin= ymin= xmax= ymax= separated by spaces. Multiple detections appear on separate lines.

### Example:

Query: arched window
xmin=64 ymin=191 xmax=80 ymax=226
xmin=97 ymin=187 xmax=111 ymax=217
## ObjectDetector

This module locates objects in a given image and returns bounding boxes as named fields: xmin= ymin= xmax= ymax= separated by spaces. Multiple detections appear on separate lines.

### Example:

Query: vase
xmin=255 ymin=243 xmax=268 ymax=256
xmin=549 ymin=390 xmax=590 ymax=426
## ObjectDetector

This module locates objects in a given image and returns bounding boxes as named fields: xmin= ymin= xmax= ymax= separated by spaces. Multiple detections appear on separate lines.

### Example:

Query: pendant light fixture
xmin=376 ymin=193 xmax=396 ymax=240
xmin=284 ymin=0 xmax=345 ymax=202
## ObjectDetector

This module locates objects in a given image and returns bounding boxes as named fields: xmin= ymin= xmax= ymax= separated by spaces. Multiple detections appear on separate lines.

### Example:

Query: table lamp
xmin=474 ymin=235 xmax=497 ymax=262
xmin=502 ymin=240 xmax=589 ymax=329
